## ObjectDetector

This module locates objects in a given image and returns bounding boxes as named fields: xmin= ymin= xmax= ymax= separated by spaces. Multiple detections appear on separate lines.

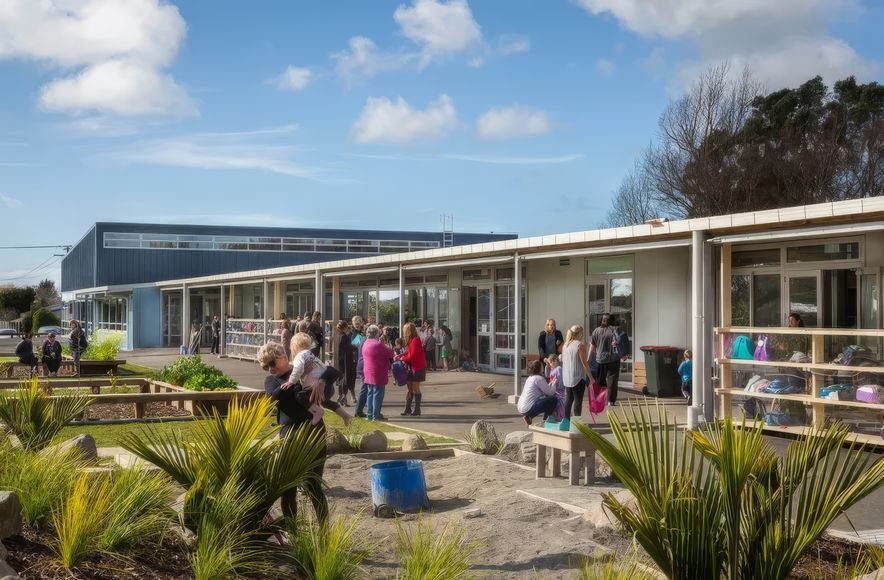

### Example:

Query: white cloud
xmin=107 ymin=125 xmax=330 ymax=179
xmin=498 ymin=34 xmax=530 ymax=56
xmin=475 ymin=105 xmax=551 ymax=141
xmin=393 ymin=0 xmax=482 ymax=67
xmin=0 ymin=193 xmax=23 ymax=208
xmin=274 ymin=66 xmax=313 ymax=92
xmin=577 ymin=0 xmax=878 ymax=88
xmin=39 ymin=59 xmax=196 ymax=116
xmin=351 ymin=95 xmax=459 ymax=145
xmin=331 ymin=36 xmax=413 ymax=84
xmin=0 ymin=0 xmax=193 ymax=117
xmin=595 ymin=58 xmax=616 ymax=73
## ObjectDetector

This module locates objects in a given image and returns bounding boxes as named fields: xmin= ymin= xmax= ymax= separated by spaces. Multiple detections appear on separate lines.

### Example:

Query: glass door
xmin=785 ymin=271 xmax=821 ymax=327
xmin=586 ymin=276 xmax=634 ymax=379
xmin=476 ymin=287 xmax=492 ymax=368
xmin=162 ymin=291 xmax=182 ymax=347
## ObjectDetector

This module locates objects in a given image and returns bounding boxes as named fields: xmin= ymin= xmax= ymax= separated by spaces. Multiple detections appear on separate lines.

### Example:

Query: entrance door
xmin=162 ymin=291 xmax=182 ymax=347
xmin=785 ymin=271 xmax=821 ymax=327
xmin=586 ymin=276 xmax=634 ymax=379
xmin=476 ymin=286 xmax=492 ymax=368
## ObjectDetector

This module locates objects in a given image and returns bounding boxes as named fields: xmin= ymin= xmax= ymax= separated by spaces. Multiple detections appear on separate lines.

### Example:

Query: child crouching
xmin=282 ymin=332 xmax=352 ymax=426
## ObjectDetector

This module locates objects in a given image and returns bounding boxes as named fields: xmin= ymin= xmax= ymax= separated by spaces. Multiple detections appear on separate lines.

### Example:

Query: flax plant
xmin=53 ymin=473 xmax=113 ymax=568
xmin=99 ymin=466 xmax=176 ymax=552
xmin=574 ymin=404 xmax=884 ymax=580
xmin=395 ymin=518 xmax=479 ymax=580
xmin=0 ymin=376 xmax=92 ymax=450
xmin=288 ymin=512 xmax=370 ymax=580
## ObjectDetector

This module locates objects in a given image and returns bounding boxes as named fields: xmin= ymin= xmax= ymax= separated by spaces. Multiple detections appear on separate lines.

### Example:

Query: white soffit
xmin=403 ymin=256 xmax=514 ymax=271
xmin=708 ymin=220 xmax=884 ymax=244
xmin=521 ymin=238 xmax=691 ymax=261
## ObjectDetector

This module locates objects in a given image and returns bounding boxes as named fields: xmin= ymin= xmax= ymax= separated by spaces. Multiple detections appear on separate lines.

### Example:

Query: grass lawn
xmin=115 ymin=362 xmax=156 ymax=376
xmin=57 ymin=410 xmax=459 ymax=448
xmin=0 ymin=356 xmax=15 ymax=362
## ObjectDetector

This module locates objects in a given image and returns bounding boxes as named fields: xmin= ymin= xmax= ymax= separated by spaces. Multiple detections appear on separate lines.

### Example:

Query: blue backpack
xmin=615 ymin=329 xmax=631 ymax=359
xmin=732 ymin=336 xmax=754 ymax=360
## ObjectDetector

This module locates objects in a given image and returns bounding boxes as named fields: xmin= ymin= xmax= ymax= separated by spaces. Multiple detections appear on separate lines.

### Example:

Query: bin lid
xmin=640 ymin=346 xmax=679 ymax=351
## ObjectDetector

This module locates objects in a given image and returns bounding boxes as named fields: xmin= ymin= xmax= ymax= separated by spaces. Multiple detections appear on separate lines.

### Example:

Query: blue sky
xmin=0 ymin=0 xmax=881 ymax=286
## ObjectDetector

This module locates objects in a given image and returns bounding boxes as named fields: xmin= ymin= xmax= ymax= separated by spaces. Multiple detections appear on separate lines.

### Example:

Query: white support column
xmin=513 ymin=252 xmax=521 ymax=401
xmin=181 ymin=283 xmax=189 ymax=351
xmin=398 ymin=265 xmax=405 ymax=331
xmin=688 ymin=230 xmax=707 ymax=429
xmin=314 ymin=270 xmax=322 ymax=317
xmin=262 ymin=278 xmax=269 ymax=346
xmin=219 ymin=284 xmax=226 ymax=357
xmin=702 ymin=237 xmax=715 ymax=422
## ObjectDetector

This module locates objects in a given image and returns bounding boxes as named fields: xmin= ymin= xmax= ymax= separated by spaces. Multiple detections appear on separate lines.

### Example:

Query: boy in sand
xmin=281 ymin=332 xmax=352 ymax=426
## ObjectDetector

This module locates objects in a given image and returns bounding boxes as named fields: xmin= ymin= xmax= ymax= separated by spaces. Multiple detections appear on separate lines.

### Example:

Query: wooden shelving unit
xmin=715 ymin=326 xmax=884 ymax=445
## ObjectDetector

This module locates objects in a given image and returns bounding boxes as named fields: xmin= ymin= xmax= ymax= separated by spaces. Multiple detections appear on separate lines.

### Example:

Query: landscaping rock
xmin=463 ymin=508 xmax=483 ymax=519
xmin=504 ymin=430 xmax=533 ymax=446
xmin=326 ymin=428 xmax=350 ymax=454
xmin=584 ymin=489 xmax=635 ymax=528
xmin=0 ymin=492 xmax=21 ymax=540
xmin=0 ymin=558 xmax=20 ymax=580
xmin=0 ymin=540 xmax=7 ymax=559
xmin=856 ymin=568 xmax=884 ymax=580
xmin=519 ymin=441 xmax=537 ymax=463
xmin=56 ymin=434 xmax=98 ymax=462
xmin=359 ymin=430 xmax=388 ymax=452
xmin=401 ymin=434 xmax=428 ymax=451
xmin=469 ymin=420 xmax=501 ymax=454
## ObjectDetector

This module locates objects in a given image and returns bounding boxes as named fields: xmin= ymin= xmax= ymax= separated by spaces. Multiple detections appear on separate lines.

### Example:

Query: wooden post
xmin=811 ymin=334 xmax=825 ymax=427
xmin=535 ymin=444 xmax=547 ymax=478
xmin=551 ymin=448 xmax=561 ymax=477
xmin=134 ymin=402 xmax=145 ymax=419
xmin=717 ymin=244 xmax=732 ymax=421
xmin=568 ymin=452 xmax=581 ymax=485
xmin=584 ymin=450 xmax=595 ymax=485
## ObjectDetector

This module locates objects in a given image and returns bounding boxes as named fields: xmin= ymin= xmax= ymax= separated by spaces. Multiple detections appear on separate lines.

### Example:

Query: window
xmin=463 ymin=268 xmax=491 ymax=281
xmin=215 ymin=236 xmax=249 ymax=250
xmin=283 ymin=238 xmax=316 ymax=251
xmin=587 ymin=255 xmax=634 ymax=276
xmin=733 ymin=249 xmax=781 ymax=268
xmin=787 ymin=242 xmax=860 ymax=263
xmin=142 ymin=234 xmax=176 ymax=249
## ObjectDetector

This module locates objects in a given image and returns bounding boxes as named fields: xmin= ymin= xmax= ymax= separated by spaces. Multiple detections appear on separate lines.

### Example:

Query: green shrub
xmin=54 ymin=473 xmax=112 ymax=568
xmin=154 ymin=355 xmax=237 ymax=391
xmin=99 ymin=467 xmax=176 ymax=552
xmin=0 ymin=376 xmax=93 ymax=451
xmin=395 ymin=519 xmax=479 ymax=580
xmin=0 ymin=439 xmax=82 ymax=528
xmin=62 ymin=331 xmax=123 ymax=361
xmin=289 ymin=513 xmax=369 ymax=580
xmin=31 ymin=307 xmax=61 ymax=332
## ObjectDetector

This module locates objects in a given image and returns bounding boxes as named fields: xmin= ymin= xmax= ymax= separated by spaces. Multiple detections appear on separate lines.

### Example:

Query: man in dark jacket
xmin=15 ymin=334 xmax=38 ymax=375
xmin=537 ymin=319 xmax=564 ymax=367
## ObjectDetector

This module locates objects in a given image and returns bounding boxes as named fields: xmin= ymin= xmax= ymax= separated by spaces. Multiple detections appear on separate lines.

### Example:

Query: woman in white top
xmin=517 ymin=360 xmax=557 ymax=426
xmin=561 ymin=325 xmax=592 ymax=418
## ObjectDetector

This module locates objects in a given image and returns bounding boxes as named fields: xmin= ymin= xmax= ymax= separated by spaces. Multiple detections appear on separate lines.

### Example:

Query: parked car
xmin=37 ymin=325 xmax=68 ymax=336
xmin=0 ymin=328 xmax=17 ymax=338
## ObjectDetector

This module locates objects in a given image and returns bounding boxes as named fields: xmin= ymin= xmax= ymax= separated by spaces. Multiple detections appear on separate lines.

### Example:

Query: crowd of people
xmin=13 ymin=319 xmax=88 ymax=377
xmin=518 ymin=315 xmax=632 ymax=425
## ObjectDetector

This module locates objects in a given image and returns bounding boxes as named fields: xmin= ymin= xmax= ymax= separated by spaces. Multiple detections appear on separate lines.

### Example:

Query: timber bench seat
xmin=0 ymin=360 xmax=77 ymax=378
xmin=529 ymin=424 xmax=597 ymax=486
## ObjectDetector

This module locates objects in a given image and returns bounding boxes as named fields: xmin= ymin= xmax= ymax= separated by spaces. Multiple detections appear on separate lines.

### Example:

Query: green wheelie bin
xmin=640 ymin=346 xmax=683 ymax=397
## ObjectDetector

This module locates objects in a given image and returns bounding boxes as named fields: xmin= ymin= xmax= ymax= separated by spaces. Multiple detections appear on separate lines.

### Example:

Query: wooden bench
xmin=529 ymin=424 xmax=597 ymax=486
xmin=0 ymin=360 xmax=77 ymax=378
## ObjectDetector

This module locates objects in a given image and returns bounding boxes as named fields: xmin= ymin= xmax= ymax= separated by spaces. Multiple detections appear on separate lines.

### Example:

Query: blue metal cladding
xmin=62 ymin=223 xmax=515 ymax=292
xmin=60 ymin=226 xmax=96 ymax=292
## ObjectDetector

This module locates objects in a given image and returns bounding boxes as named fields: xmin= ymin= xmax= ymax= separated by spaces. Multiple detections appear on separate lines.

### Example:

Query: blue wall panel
xmin=60 ymin=227 xmax=95 ymax=292
xmin=132 ymin=287 xmax=162 ymax=348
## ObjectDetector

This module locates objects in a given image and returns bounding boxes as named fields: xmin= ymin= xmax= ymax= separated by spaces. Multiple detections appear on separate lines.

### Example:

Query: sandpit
xmin=322 ymin=452 xmax=633 ymax=578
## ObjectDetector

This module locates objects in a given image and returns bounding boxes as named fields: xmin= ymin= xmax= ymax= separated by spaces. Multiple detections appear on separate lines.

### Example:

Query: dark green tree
xmin=0 ymin=286 xmax=36 ymax=318
xmin=33 ymin=279 xmax=61 ymax=309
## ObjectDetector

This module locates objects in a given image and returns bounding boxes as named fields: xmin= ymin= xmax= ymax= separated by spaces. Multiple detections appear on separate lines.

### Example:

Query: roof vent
xmin=645 ymin=217 xmax=669 ymax=227
xmin=559 ymin=258 xmax=570 ymax=267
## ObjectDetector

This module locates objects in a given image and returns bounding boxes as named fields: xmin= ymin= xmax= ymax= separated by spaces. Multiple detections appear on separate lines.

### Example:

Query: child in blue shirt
xmin=678 ymin=350 xmax=693 ymax=401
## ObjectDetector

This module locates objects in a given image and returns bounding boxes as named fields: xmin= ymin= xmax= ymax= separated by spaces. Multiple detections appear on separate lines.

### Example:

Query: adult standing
xmin=259 ymin=341 xmax=335 ymax=522
xmin=334 ymin=321 xmax=356 ymax=406
xmin=210 ymin=315 xmax=222 ymax=355
xmin=537 ymin=319 xmax=564 ymax=368
xmin=398 ymin=322 xmax=427 ymax=416
xmin=517 ymin=360 xmax=557 ymax=426
xmin=307 ymin=311 xmax=324 ymax=357
xmin=439 ymin=325 xmax=453 ymax=371
xmin=351 ymin=316 xmax=371 ymax=417
xmin=588 ymin=314 xmax=620 ymax=406
xmin=15 ymin=333 xmax=38 ymax=375
xmin=423 ymin=327 xmax=437 ymax=371
xmin=69 ymin=320 xmax=87 ymax=377
xmin=41 ymin=332 xmax=63 ymax=377
xmin=361 ymin=324 xmax=394 ymax=420
xmin=561 ymin=325 xmax=592 ymax=418
xmin=280 ymin=318 xmax=293 ymax=360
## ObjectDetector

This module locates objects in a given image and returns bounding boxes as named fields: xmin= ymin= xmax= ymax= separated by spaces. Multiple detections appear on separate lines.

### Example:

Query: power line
xmin=0 ymin=245 xmax=71 ymax=250
xmin=0 ymin=255 xmax=62 ymax=283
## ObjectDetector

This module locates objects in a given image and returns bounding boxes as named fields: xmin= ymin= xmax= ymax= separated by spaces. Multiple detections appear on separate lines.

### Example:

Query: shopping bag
xmin=391 ymin=361 xmax=409 ymax=386
xmin=587 ymin=380 xmax=608 ymax=421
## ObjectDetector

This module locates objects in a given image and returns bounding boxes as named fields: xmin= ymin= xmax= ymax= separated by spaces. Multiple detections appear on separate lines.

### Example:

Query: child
xmin=460 ymin=350 xmax=478 ymax=372
xmin=439 ymin=326 xmax=453 ymax=371
xmin=546 ymin=354 xmax=567 ymax=420
xmin=282 ymin=332 xmax=352 ymax=426
xmin=678 ymin=350 xmax=693 ymax=402
xmin=393 ymin=338 xmax=405 ymax=357
xmin=424 ymin=328 xmax=437 ymax=371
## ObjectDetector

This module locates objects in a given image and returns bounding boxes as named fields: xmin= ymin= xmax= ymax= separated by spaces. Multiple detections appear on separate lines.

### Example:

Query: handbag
xmin=587 ymin=379 xmax=608 ymax=421
xmin=391 ymin=361 xmax=409 ymax=386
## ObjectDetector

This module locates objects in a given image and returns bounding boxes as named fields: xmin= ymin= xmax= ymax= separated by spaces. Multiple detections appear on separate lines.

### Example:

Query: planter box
xmin=61 ymin=356 xmax=126 ymax=376
xmin=148 ymin=380 xmax=255 ymax=416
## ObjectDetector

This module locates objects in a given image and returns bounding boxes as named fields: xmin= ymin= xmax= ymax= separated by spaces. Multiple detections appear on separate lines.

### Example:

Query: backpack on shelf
xmin=731 ymin=335 xmax=754 ymax=360
xmin=833 ymin=345 xmax=872 ymax=366
xmin=754 ymin=336 xmax=769 ymax=361
xmin=855 ymin=385 xmax=884 ymax=404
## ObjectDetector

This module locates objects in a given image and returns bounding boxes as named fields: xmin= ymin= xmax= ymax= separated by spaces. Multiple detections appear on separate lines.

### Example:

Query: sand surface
xmin=322 ymin=453 xmax=633 ymax=579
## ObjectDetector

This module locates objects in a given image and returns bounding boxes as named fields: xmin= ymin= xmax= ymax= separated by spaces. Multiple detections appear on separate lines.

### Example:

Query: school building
xmin=61 ymin=199 xmax=884 ymax=442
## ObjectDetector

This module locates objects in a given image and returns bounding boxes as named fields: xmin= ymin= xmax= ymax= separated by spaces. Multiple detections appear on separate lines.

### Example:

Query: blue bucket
xmin=370 ymin=459 xmax=429 ymax=517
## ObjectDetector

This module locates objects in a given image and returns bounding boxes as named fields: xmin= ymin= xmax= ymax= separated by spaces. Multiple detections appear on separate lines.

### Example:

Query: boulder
xmin=0 ymin=539 xmax=7 ymax=559
xmin=504 ymin=430 xmax=533 ymax=446
xmin=518 ymin=441 xmax=537 ymax=463
xmin=856 ymin=568 xmax=884 ymax=580
xmin=584 ymin=489 xmax=636 ymax=528
xmin=0 ymin=558 xmax=20 ymax=580
xmin=359 ymin=430 xmax=388 ymax=452
xmin=469 ymin=420 xmax=501 ymax=454
xmin=401 ymin=434 xmax=428 ymax=451
xmin=56 ymin=434 xmax=98 ymax=462
xmin=326 ymin=428 xmax=350 ymax=454
xmin=0 ymin=492 xmax=21 ymax=540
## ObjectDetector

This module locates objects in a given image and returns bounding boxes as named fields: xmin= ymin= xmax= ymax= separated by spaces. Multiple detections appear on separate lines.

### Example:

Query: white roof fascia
xmin=708 ymin=220 xmax=884 ymax=244
xmin=403 ymin=255 xmax=515 ymax=271
xmin=521 ymin=238 xmax=691 ymax=261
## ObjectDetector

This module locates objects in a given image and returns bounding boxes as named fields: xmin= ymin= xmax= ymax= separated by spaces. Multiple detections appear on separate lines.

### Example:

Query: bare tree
xmin=604 ymin=161 xmax=665 ymax=227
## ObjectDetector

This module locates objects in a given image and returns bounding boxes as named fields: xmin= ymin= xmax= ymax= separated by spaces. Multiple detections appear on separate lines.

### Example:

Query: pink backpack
xmin=587 ymin=380 xmax=608 ymax=421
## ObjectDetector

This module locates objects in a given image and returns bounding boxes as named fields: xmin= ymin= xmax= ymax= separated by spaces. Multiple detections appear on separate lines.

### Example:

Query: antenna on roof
xmin=440 ymin=214 xmax=454 ymax=247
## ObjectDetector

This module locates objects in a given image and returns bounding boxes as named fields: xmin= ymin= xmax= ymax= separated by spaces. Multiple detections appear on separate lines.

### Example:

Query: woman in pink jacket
xmin=361 ymin=324 xmax=395 ymax=420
